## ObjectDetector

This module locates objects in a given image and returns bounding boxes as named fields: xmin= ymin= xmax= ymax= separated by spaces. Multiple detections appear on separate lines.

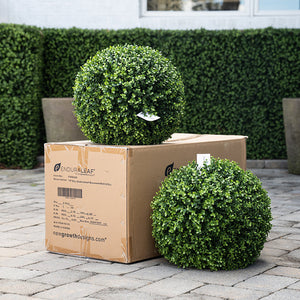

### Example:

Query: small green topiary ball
xmin=73 ymin=44 xmax=185 ymax=145
xmin=151 ymin=158 xmax=272 ymax=271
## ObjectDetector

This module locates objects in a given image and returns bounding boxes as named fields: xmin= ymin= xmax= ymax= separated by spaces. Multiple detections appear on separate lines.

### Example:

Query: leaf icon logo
xmin=165 ymin=162 xmax=174 ymax=176
xmin=54 ymin=163 xmax=61 ymax=172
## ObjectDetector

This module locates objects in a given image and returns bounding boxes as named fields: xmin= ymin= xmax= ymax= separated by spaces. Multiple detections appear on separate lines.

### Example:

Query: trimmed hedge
xmin=1 ymin=26 xmax=299 ymax=168
xmin=0 ymin=24 xmax=44 ymax=169
xmin=42 ymin=27 xmax=300 ymax=159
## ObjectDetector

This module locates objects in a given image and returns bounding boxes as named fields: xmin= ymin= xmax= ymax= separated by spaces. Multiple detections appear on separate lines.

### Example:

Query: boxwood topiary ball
xmin=151 ymin=158 xmax=272 ymax=271
xmin=73 ymin=44 xmax=185 ymax=145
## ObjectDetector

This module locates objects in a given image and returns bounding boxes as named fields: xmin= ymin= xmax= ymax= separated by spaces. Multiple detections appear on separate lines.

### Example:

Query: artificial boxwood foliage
xmin=73 ymin=44 xmax=185 ymax=145
xmin=43 ymin=27 xmax=300 ymax=159
xmin=0 ymin=24 xmax=44 ymax=169
xmin=151 ymin=158 xmax=272 ymax=271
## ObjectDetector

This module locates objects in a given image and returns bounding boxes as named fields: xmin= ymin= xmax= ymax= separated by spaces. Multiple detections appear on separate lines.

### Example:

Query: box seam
xmin=125 ymin=148 xmax=130 ymax=263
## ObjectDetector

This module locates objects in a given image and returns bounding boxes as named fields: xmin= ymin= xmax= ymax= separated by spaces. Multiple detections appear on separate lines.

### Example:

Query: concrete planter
xmin=282 ymin=98 xmax=300 ymax=175
xmin=42 ymin=97 xmax=87 ymax=142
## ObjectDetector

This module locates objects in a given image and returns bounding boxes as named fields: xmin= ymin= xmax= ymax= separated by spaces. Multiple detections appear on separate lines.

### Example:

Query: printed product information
xmin=50 ymin=161 xmax=112 ymax=245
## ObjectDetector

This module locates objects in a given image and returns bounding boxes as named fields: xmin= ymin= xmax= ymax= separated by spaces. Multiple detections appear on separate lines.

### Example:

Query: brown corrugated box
xmin=45 ymin=133 xmax=247 ymax=263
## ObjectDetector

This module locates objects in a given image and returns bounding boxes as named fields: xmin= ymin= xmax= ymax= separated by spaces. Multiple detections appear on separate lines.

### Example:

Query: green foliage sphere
xmin=151 ymin=158 xmax=272 ymax=271
xmin=73 ymin=44 xmax=185 ymax=145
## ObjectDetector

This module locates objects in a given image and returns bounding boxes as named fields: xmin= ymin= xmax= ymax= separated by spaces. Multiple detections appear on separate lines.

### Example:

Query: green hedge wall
xmin=42 ymin=27 xmax=300 ymax=159
xmin=0 ymin=24 xmax=44 ymax=169
xmin=1 ymin=26 xmax=299 ymax=168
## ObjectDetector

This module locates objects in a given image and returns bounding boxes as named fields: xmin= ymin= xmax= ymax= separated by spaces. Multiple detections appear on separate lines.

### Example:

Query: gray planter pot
xmin=42 ymin=97 xmax=87 ymax=142
xmin=282 ymin=98 xmax=300 ymax=175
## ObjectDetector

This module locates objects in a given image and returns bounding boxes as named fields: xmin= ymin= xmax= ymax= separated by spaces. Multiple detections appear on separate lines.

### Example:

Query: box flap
xmin=44 ymin=134 xmax=247 ymax=149
xmin=165 ymin=133 xmax=247 ymax=144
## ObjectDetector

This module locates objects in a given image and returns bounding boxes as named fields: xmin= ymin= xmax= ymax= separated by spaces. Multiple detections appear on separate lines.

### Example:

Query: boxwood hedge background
xmin=42 ymin=27 xmax=300 ymax=160
xmin=0 ymin=24 xmax=44 ymax=169
xmin=1 ymin=25 xmax=300 ymax=168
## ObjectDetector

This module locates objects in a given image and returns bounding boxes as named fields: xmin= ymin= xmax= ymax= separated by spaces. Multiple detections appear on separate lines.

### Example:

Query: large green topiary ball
xmin=73 ymin=44 xmax=185 ymax=145
xmin=151 ymin=158 xmax=272 ymax=271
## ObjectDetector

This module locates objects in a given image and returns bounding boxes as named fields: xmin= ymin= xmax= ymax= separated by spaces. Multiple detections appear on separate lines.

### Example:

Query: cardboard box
xmin=45 ymin=133 xmax=247 ymax=263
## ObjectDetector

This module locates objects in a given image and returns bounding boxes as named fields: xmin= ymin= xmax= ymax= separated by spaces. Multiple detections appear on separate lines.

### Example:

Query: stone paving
xmin=0 ymin=167 xmax=299 ymax=299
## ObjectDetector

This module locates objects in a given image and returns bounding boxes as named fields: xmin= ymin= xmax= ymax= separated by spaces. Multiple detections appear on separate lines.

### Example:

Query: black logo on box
xmin=165 ymin=162 xmax=174 ymax=176
xmin=54 ymin=163 xmax=61 ymax=172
